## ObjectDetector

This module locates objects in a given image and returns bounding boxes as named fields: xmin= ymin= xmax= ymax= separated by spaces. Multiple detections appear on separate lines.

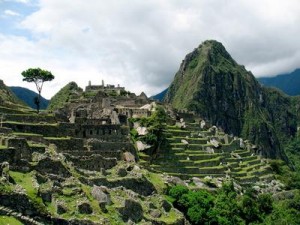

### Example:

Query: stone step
xmin=167 ymin=137 xmax=208 ymax=145
xmin=236 ymin=175 xmax=259 ymax=184
xmin=188 ymin=153 xmax=223 ymax=161
xmin=167 ymin=130 xmax=191 ymax=137
xmin=194 ymin=158 xmax=221 ymax=167
xmin=259 ymin=174 xmax=275 ymax=182
xmin=150 ymin=165 xmax=200 ymax=174
xmin=240 ymin=158 xmax=262 ymax=167
xmin=198 ymin=166 xmax=226 ymax=174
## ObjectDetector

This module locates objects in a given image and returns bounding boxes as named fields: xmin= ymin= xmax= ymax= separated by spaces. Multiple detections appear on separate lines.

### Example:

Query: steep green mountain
xmin=0 ymin=80 xmax=26 ymax=106
xmin=164 ymin=40 xmax=297 ymax=159
xmin=48 ymin=82 xmax=83 ymax=111
xmin=258 ymin=69 xmax=300 ymax=96
xmin=10 ymin=86 xmax=49 ymax=110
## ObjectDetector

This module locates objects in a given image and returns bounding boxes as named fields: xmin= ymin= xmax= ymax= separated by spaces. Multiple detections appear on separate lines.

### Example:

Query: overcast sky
xmin=0 ymin=0 xmax=300 ymax=99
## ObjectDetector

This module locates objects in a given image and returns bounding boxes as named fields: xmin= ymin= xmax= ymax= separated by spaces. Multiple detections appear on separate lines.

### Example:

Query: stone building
xmin=85 ymin=80 xmax=125 ymax=95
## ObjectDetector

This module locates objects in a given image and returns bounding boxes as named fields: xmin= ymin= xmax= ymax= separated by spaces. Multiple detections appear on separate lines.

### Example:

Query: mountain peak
xmin=164 ymin=40 xmax=296 ymax=159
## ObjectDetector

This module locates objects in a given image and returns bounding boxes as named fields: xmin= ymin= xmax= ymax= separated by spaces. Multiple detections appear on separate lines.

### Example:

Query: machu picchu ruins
xmin=1 ymin=40 xmax=300 ymax=225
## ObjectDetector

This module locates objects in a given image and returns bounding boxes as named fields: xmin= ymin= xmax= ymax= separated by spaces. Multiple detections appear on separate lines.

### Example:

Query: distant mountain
xmin=258 ymin=69 xmax=300 ymax=96
xmin=10 ymin=86 xmax=49 ymax=110
xmin=150 ymin=88 xmax=168 ymax=101
xmin=163 ymin=40 xmax=297 ymax=159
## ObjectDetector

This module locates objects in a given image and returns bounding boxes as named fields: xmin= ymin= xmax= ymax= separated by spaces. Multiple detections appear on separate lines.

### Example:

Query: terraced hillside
xmin=147 ymin=112 xmax=274 ymax=184
xmin=0 ymin=94 xmax=185 ymax=224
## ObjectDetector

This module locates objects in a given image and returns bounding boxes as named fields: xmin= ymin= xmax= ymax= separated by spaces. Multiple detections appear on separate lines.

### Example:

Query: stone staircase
xmin=147 ymin=120 xmax=274 ymax=183
xmin=0 ymin=205 xmax=43 ymax=225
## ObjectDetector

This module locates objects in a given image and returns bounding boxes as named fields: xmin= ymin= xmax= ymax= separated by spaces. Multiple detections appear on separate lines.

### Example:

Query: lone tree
xmin=21 ymin=68 xmax=54 ymax=113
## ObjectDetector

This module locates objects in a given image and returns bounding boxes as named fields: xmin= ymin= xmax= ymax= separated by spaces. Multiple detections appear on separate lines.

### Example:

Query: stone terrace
xmin=146 ymin=113 xmax=274 ymax=184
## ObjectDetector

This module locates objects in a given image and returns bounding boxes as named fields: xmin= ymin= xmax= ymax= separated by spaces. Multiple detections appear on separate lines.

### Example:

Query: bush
xmin=168 ymin=185 xmax=188 ymax=200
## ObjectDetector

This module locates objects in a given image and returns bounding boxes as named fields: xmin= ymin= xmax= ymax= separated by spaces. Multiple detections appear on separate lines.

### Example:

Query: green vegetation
xmin=267 ymin=131 xmax=300 ymax=189
xmin=167 ymin=181 xmax=299 ymax=225
xmin=0 ymin=80 xmax=26 ymax=107
xmin=0 ymin=216 xmax=23 ymax=225
xmin=131 ymin=106 xmax=168 ymax=158
xmin=9 ymin=171 xmax=47 ymax=214
xmin=164 ymin=40 xmax=297 ymax=159
xmin=48 ymin=82 xmax=83 ymax=111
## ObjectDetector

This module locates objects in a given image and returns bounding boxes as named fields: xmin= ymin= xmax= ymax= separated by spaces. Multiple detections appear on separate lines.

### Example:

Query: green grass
xmin=145 ymin=172 xmax=166 ymax=193
xmin=9 ymin=171 xmax=44 ymax=208
xmin=0 ymin=145 xmax=7 ymax=149
xmin=0 ymin=216 xmax=24 ymax=225
xmin=3 ymin=121 xmax=58 ymax=126
xmin=44 ymin=137 xmax=71 ymax=140
xmin=27 ymin=142 xmax=47 ymax=148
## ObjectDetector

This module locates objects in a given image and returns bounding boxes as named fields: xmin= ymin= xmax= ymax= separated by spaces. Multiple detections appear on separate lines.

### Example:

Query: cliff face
xmin=164 ymin=40 xmax=297 ymax=158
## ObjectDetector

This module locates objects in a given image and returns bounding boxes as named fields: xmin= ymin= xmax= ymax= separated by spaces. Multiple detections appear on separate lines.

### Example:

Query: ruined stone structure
xmin=85 ymin=80 xmax=125 ymax=95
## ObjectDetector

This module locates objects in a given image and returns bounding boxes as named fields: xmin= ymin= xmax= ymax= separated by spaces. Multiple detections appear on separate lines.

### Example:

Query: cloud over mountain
xmin=0 ymin=0 xmax=300 ymax=98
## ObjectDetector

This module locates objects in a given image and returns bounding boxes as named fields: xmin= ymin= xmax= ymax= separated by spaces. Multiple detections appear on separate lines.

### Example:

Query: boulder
xmin=136 ymin=141 xmax=151 ymax=151
xmin=150 ymin=209 xmax=161 ymax=218
xmin=210 ymin=139 xmax=220 ymax=148
xmin=91 ymin=185 xmax=111 ymax=205
xmin=136 ymin=127 xmax=148 ymax=136
xmin=123 ymin=152 xmax=135 ymax=163
xmin=119 ymin=199 xmax=143 ymax=223
xmin=56 ymin=201 xmax=67 ymax=214
xmin=117 ymin=168 xmax=128 ymax=177
xmin=0 ymin=162 xmax=9 ymax=182
xmin=78 ymin=201 xmax=93 ymax=214
xmin=181 ymin=139 xmax=189 ymax=145
xmin=161 ymin=200 xmax=172 ymax=212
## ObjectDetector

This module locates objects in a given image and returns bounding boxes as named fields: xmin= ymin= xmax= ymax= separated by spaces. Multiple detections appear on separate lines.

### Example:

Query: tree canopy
xmin=21 ymin=68 xmax=54 ymax=112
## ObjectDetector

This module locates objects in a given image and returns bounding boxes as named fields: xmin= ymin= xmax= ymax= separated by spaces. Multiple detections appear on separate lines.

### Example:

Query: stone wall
xmin=3 ymin=122 xmax=75 ymax=137
xmin=4 ymin=114 xmax=57 ymax=124
xmin=0 ymin=127 xmax=12 ymax=135
xmin=88 ymin=141 xmax=134 ymax=152
xmin=75 ymin=124 xmax=129 ymax=141
xmin=63 ymin=150 xmax=122 ymax=160
xmin=64 ymin=154 xmax=117 ymax=171
xmin=44 ymin=137 xmax=84 ymax=151
xmin=7 ymin=138 xmax=31 ymax=161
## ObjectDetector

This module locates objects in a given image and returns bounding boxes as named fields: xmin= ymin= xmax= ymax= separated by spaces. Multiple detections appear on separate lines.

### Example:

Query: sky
xmin=0 ymin=0 xmax=300 ymax=99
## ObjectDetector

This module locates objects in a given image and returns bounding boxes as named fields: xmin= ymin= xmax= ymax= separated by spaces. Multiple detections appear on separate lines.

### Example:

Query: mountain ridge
xmin=258 ymin=68 xmax=300 ymax=96
xmin=10 ymin=86 xmax=49 ymax=110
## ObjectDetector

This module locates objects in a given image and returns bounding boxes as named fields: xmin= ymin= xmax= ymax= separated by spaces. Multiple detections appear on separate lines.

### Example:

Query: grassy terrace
xmin=2 ymin=121 xmax=58 ymax=126
xmin=0 ymin=106 xmax=30 ymax=114
xmin=0 ymin=145 xmax=7 ymax=150
xmin=44 ymin=137 xmax=71 ymax=140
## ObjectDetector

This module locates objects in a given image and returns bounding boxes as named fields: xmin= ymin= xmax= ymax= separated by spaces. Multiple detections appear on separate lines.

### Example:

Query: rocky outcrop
xmin=119 ymin=199 xmax=143 ymax=223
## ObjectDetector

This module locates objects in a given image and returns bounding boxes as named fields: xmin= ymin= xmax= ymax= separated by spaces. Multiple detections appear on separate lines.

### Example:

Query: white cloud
xmin=1 ymin=0 xmax=300 ymax=98
xmin=4 ymin=9 xmax=20 ymax=16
